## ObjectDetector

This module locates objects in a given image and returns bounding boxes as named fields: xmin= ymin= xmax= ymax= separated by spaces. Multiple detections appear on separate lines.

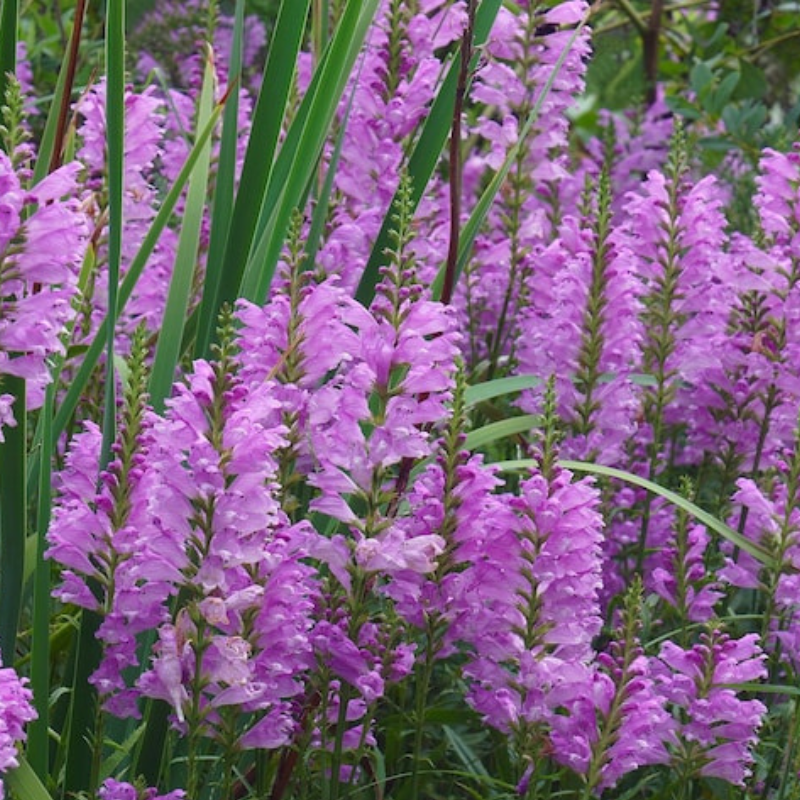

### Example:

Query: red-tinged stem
xmin=49 ymin=0 xmax=87 ymax=173
xmin=441 ymin=0 xmax=476 ymax=305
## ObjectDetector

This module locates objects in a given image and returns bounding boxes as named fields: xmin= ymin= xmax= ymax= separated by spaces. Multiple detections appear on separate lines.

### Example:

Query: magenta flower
xmin=461 ymin=466 xmax=604 ymax=756
xmin=654 ymin=631 xmax=767 ymax=785
xmin=0 ymin=151 xmax=87 ymax=416
xmin=0 ymin=650 xmax=37 ymax=800
xmin=98 ymin=779 xmax=185 ymax=800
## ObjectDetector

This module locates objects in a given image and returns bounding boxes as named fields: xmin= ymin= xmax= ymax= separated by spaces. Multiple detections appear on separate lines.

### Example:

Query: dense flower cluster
xmin=0 ymin=651 xmax=36 ymax=800
xmin=0 ymin=150 xmax=87 ymax=426
xmin=9 ymin=1 xmax=800 ymax=798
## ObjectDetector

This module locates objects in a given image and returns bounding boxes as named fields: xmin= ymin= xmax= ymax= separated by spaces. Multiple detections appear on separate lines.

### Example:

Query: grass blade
xmin=148 ymin=49 xmax=215 ymax=411
xmin=464 ymin=414 xmax=540 ymax=451
xmin=194 ymin=0 xmax=245 ymax=358
xmin=0 ymin=376 xmax=26 ymax=659
xmin=33 ymin=0 xmax=87 ymax=179
xmin=63 ymin=6 xmax=124 ymax=793
xmin=494 ymin=458 xmax=774 ymax=566
xmin=210 ymin=0 xmax=311 ymax=326
xmin=464 ymin=374 xmax=543 ymax=408
xmin=4 ymin=755 xmax=55 ymax=800
xmin=354 ymin=0 xmax=503 ymax=306
xmin=100 ymin=0 xmax=125 ymax=468
xmin=240 ymin=0 xmax=382 ymax=304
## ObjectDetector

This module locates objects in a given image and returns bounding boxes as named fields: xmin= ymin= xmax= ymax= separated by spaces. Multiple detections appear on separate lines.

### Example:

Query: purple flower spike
xmin=0 ymin=650 xmax=37 ymax=799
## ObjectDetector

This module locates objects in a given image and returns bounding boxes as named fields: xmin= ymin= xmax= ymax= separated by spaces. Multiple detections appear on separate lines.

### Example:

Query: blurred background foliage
xmin=581 ymin=0 xmax=800 ymax=158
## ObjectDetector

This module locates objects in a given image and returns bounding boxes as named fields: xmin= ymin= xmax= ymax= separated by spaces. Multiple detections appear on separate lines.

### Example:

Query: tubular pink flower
xmin=0 ymin=151 xmax=87 ymax=413
xmin=0 ymin=650 xmax=37 ymax=799
xmin=654 ymin=632 xmax=767 ymax=786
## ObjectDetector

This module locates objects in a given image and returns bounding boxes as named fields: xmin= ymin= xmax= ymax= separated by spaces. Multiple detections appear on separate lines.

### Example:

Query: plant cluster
xmin=1 ymin=1 xmax=800 ymax=799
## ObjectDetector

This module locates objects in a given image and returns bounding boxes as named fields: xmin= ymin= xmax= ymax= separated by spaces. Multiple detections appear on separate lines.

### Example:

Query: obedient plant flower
xmin=580 ymin=583 xmax=676 ymax=794
xmin=134 ymin=339 xmax=319 ymax=747
xmin=461 ymin=466 xmax=604 ymax=764
xmin=75 ymin=82 xmax=172 ymax=338
xmin=98 ymin=779 xmax=185 ymax=800
xmin=0 ymin=650 xmax=37 ymax=800
xmin=317 ymin=0 xmax=467 ymax=290
xmin=724 ymin=448 xmax=800 ymax=674
xmin=0 ymin=147 xmax=87 ymax=422
xmin=449 ymin=0 xmax=592 ymax=371
xmin=654 ymin=631 xmax=767 ymax=785
xmin=651 ymin=520 xmax=723 ymax=625
xmin=517 ymin=170 xmax=643 ymax=466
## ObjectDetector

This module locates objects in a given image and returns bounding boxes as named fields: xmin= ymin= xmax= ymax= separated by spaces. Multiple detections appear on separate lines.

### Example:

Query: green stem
xmin=409 ymin=622 xmax=438 ymax=799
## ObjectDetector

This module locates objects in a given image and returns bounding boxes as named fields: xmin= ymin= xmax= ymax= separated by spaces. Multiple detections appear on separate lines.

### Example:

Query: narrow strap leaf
xmin=211 ymin=0 xmax=312 ymax=324
xmin=149 ymin=48 xmax=215 ymax=412
xmin=464 ymin=414 xmax=540 ymax=451
xmin=494 ymin=458 xmax=774 ymax=566
xmin=0 ymin=0 xmax=17 ymax=123
xmin=0 ymin=375 xmax=26 ymax=658
xmin=240 ymin=0 xmax=382 ymax=304
xmin=195 ymin=0 xmax=245 ymax=359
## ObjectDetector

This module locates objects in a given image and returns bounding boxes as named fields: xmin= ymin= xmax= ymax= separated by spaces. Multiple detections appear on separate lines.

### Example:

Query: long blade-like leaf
xmin=0 ymin=376 xmax=25 ymax=659
xmin=0 ymin=0 xmax=17 ymax=118
xmin=27 ymin=384 xmax=54 ymax=779
xmin=194 ymin=0 xmax=245 ymax=358
xmin=464 ymin=374 xmax=543 ymax=408
xmin=240 ymin=0 xmax=382 ymax=304
xmin=148 ymin=50 xmax=215 ymax=411
xmin=210 ymin=0 xmax=311 ymax=327
xmin=495 ymin=458 xmax=774 ymax=566
xmin=33 ymin=0 xmax=87 ymax=180
xmin=99 ymin=0 xmax=126 ymax=470
xmin=4 ymin=755 xmax=55 ymax=800
xmin=464 ymin=414 xmax=540 ymax=451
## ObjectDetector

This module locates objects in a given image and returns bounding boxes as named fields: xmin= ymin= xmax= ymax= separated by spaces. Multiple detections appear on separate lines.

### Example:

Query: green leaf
xmin=494 ymin=458 xmax=773 ymax=566
xmin=355 ymin=0 xmax=503 ymax=305
xmin=99 ymin=0 xmax=126 ymax=471
xmin=241 ymin=0 xmax=382 ymax=303
xmin=149 ymin=49 xmax=215 ymax=412
xmin=27 ymin=383 xmax=54 ymax=778
xmin=690 ymin=61 xmax=714 ymax=96
xmin=464 ymin=374 xmax=542 ymax=408
xmin=464 ymin=415 xmax=539 ymax=451
xmin=4 ymin=755 xmax=55 ymax=800
xmin=206 ymin=0 xmax=311 ymax=350
xmin=709 ymin=70 xmax=740 ymax=115
xmin=723 ymin=683 xmax=800 ymax=696
xmin=442 ymin=726 xmax=490 ymax=779
xmin=0 ymin=375 xmax=26 ymax=658
xmin=0 ymin=0 xmax=17 ymax=121
xmin=194 ymin=0 xmax=245 ymax=359
xmin=734 ymin=59 xmax=768 ymax=101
